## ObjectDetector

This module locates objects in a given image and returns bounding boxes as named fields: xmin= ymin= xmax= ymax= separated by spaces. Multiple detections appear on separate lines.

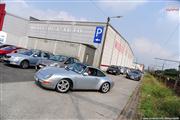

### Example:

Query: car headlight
xmin=130 ymin=76 xmax=134 ymax=79
xmin=49 ymin=63 xmax=59 ymax=67
xmin=13 ymin=57 xmax=21 ymax=61
xmin=44 ymin=74 xmax=53 ymax=79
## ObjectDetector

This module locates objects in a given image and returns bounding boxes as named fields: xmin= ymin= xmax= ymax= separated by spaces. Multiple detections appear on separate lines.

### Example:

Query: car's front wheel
xmin=100 ymin=82 xmax=110 ymax=93
xmin=20 ymin=60 xmax=29 ymax=69
xmin=56 ymin=79 xmax=70 ymax=93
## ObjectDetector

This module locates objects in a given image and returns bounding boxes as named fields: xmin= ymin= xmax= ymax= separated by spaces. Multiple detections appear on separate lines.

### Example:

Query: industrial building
xmin=0 ymin=4 xmax=134 ymax=70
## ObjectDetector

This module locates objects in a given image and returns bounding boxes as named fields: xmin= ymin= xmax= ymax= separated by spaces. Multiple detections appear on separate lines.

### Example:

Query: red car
xmin=0 ymin=45 xmax=22 ymax=57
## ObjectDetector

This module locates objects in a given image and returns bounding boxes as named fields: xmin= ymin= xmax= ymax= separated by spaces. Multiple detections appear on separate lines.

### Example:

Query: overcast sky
xmin=1 ymin=0 xmax=180 ymax=69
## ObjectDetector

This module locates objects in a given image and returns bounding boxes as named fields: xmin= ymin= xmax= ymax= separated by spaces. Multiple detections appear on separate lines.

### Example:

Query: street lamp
xmin=98 ymin=16 xmax=123 ymax=68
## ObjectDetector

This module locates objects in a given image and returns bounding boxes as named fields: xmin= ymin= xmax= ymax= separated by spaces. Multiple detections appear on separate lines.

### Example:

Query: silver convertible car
xmin=34 ymin=63 xmax=114 ymax=93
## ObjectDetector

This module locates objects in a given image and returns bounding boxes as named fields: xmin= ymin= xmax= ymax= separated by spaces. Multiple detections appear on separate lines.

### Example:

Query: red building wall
xmin=0 ymin=4 xmax=6 ymax=31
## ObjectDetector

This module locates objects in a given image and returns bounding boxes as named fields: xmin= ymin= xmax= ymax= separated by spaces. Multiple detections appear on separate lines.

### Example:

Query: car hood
xmin=38 ymin=66 xmax=78 ymax=76
xmin=7 ymin=53 xmax=29 ymax=58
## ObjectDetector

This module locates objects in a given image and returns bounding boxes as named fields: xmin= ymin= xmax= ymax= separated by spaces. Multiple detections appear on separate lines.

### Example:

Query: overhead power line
xmin=154 ymin=57 xmax=180 ymax=63
xmin=163 ymin=23 xmax=179 ymax=46
xmin=89 ymin=0 xmax=107 ymax=18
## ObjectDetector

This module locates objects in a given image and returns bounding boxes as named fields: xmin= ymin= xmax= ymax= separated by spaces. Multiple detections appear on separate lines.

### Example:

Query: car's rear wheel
xmin=20 ymin=60 xmax=29 ymax=69
xmin=56 ymin=79 xmax=70 ymax=93
xmin=100 ymin=82 xmax=110 ymax=93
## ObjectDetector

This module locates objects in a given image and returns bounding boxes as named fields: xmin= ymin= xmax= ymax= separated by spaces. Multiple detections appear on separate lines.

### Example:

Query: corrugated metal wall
xmin=27 ymin=37 xmax=80 ymax=58
xmin=27 ymin=37 xmax=96 ymax=65
xmin=101 ymin=26 xmax=134 ymax=70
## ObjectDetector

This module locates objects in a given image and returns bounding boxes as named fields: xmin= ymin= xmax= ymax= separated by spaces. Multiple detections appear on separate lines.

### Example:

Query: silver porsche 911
xmin=34 ymin=63 xmax=114 ymax=93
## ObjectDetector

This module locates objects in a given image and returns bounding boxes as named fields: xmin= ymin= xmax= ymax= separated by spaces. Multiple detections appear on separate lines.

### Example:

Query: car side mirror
xmin=33 ymin=54 xmax=38 ymax=57
xmin=65 ymin=65 xmax=68 ymax=69
xmin=83 ymin=72 xmax=88 ymax=76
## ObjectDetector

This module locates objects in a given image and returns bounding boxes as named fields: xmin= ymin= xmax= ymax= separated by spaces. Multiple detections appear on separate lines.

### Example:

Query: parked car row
xmin=0 ymin=44 xmax=80 ymax=69
xmin=1 ymin=44 xmax=114 ymax=93
xmin=106 ymin=65 xmax=143 ymax=81
xmin=106 ymin=65 xmax=131 ymax=75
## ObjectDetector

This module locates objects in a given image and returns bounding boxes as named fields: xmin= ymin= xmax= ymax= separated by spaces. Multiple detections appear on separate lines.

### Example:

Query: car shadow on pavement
xmin=35 ymin=82 xmax=101 ymax=93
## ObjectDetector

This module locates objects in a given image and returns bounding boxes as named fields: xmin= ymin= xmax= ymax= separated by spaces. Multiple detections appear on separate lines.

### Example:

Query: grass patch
xmin=139 ymin=73 xmax=180 ymax=118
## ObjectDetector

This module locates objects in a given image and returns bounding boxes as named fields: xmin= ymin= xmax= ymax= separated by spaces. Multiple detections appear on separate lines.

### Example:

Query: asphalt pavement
xmin=0 ymin=63 xmax=139 ymax=120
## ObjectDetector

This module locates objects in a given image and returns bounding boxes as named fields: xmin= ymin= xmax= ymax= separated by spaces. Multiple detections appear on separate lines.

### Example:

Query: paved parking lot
xmin=0 ymin=63 xmax=139 ymax=120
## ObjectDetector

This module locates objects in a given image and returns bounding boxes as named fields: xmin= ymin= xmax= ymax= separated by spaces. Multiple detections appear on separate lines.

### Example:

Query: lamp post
xmin=98 ymin=16 xmax=122 ymax=68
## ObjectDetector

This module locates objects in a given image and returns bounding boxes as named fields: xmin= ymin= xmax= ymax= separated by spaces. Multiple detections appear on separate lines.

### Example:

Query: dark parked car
xmin=106 ymin=65 xmax=121 ymax=75
xmin=35 ymin=55 xmax=80 ymax=70
xmin=126 ymin=70 xmax=142 ymax=81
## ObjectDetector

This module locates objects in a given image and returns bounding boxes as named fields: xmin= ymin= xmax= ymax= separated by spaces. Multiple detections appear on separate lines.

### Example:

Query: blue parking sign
xmin=93 ymin=26 xmax=104 ymax=44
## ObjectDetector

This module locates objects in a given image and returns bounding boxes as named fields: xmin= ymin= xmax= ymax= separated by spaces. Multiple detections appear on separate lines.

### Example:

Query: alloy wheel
xmin=21 ymin=61 xmax=29 ymax=69
xmin=56 ymin=79 xmax=70 ymax=93
xmin=101 ymin=82 xmax=110 ymax=93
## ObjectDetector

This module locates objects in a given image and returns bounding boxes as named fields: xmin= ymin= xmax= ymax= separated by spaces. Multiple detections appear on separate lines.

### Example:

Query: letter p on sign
xmin=93 ymin=26 xmax=104 ymax=44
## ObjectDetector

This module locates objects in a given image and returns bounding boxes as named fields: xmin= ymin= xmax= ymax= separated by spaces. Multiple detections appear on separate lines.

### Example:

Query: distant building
xmin=133 ymin=63 xmax=145 ymax=72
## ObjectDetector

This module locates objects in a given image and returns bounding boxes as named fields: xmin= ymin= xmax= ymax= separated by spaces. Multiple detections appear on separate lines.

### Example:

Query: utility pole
xmin=154 ymin=58 xmax=180 ymax=90
xmin=98 ymin=17 xmax=109 ymax=68
xmin=98 ymin=16 xmax=122 ymax=68
xmin=162 ymin=63 xmax=165 ymax=71
xmin=174 ymin=64 xmax=180 ymax=90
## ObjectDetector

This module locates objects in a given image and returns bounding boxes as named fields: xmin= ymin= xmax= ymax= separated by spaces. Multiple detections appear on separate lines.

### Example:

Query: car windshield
xmin=49 ymin=55 xmax=68 ymax=62
xmin=131 ymin=71 xmax=140 ymax=74
xmin=18 ymin=49 xmax=36 ymax=56
xmin=67 ymin=63 xmax=86 ymax=74
xmin=1 ymin=46 xmax=16 ymax=50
